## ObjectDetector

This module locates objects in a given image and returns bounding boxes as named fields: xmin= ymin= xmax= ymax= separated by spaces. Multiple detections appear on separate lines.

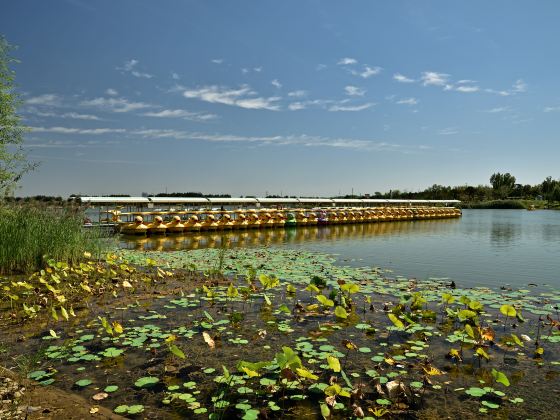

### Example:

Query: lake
xmin=120 ymin=209 xmax=560 ymax=289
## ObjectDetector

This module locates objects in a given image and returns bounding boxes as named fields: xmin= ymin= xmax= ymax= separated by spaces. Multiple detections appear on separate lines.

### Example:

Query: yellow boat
xmin=272 ymin=210 xmax=286 ymax=228
xmin=295 ymin=211 xmax=308 ymax=225
xmin=147 ymin=215 xmax=167 ymax=235
xmin=218 ymin=213 xmax=234 ymax=230
xmin=166 ymin=215 xmax=185 ymax=234
xmin=232 ymin=211 xmax=249 ymax=229
xmin=247 ymin=210 xmax=261 ymax=229
xmin=184 ymin=214 xmax=202 ymax=232
xmin=120 ymin=215 xmax=148 ymax=235
xmin=200 ymin=213 xmax=219 ymax=231
xmin=307 ymin=212 xmax=318 ymax=225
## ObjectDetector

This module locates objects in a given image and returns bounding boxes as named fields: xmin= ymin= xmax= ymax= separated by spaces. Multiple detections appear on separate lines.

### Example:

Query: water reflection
xmin=120 ymin=218 xmax=461 ymax=251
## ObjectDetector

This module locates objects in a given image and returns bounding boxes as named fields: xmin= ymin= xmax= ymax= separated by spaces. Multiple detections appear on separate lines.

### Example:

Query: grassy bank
xmin=0 ymin=204 xmax=103 ymax=274
xmin=460 ymin=199 xmax=528 ymax=209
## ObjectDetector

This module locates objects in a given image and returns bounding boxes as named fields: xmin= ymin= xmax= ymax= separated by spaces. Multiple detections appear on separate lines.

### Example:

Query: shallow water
xmin=120 ymin=209 xmax=560 ymax=289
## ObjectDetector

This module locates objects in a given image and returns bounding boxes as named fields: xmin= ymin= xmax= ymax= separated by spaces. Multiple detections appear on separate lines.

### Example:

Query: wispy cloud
xmin=337 ymin=57 xmax=357 ymax=65
xmin=288 ymin=90 xmax=307 ymax=98
xmin=328 ymin=103 xmax=374 ymax=112
xmin=393 ymin=73 xmax=415 ymax=83
xmin=350 ymin=65 xmax=382 ymax=79
xmin=271 ymin=79 xmax=282 ymax=89
xmin=211 ymin=58 xmax=224 ymax=64
xmin=27 ymin=108 xmax=101 ymax=120
xmin=105 ymin=88 xmax=118 ymax=96
xmin=28 ymin=125 xmax=437 ymax=154
xmin=26 ymin=94 xmax=62 ymax=106
xmin=171 ymin=72 xmax=180 ymax=80
xmin=344 ymin=85 xmax=366 ymax=96
xmin=485 ymin=79 xmax=528 ymax=96
xmin=117 ymin=59 xmax=153 ymax=79
xmin=30 ymin=126 xmax=126 ymax=135
xmin=455 ymin=85 xmax=479 ymax=93
xmin=183 ymin=85 xmax=281 ymax=110
xmin=543 ymin=106 xmax=560 ymax=112
xmin=143 ymin=109 xmax=218 ymax=121
xmin=438 ymin=127 xmax=459 ymax=135
xmin=421 ymin=71 xmax=450 ymax=87
xmin=484 ymin=106 xmax=510 ymax=113
xmin=396 ymin=97 xmax=418 ymax=105
xmin=80 ymin=96 xmax=152 ymax=113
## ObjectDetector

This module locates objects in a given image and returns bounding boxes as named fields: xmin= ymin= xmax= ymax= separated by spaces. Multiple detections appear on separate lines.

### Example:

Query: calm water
xmin=120 ymin=209 xmax=560 ymax=289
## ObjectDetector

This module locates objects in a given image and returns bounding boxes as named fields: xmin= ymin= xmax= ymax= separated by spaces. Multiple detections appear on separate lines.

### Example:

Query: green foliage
xmin=0 ymin=204 xmax=104 ymax=274
xmin=0 ymin=36 xmax=36 ymax=195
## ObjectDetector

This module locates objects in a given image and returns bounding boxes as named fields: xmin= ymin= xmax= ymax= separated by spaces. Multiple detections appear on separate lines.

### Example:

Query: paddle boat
xmin=317 ymin=210 xmax=328 ymax=225
xmin=295 ymin=211 xmax=308 ymax=226
xmin=183 ymin=214 xmax=202 ymax=232
xmin=200 ymin=213 xmax=219 ymax=231
xmin=272 ymin=210 xmax=286 ymax=228
xmin=218 ymin=213 xmax=235 ymax=230
xmin=166 ymin=215 xmax=185 ymax=233
xmin=120 ymin=215 xmax=148 ymax=235
xmin=285 ymin=212 xmax=297 ymax=228
xmin=232 ymin=211 xmax=249 ymax=229
xmin=147 ymin=215 xmax=167 ymax=235
xmin=247 ymin=210 xmax=261 ymax=229
xmin=307 ymin=212 xmax=318 ymax=225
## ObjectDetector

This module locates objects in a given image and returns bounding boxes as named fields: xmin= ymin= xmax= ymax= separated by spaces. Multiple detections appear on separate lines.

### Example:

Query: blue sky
xmin=2 ymin=0 xmax=559 ymax=197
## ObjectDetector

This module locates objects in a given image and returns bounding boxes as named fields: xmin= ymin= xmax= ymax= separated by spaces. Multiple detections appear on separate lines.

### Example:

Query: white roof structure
xmin=80 ymin=196 xmax=150 ymax=204
xmin=78 ymin=196 xmax=460 ymax=206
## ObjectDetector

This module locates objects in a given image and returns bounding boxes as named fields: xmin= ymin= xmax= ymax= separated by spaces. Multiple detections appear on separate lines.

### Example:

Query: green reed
xmin=0 ymin=203 xmax=103 ymax=274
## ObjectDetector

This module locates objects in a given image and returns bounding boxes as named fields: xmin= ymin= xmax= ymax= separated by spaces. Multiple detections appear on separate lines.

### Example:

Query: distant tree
xmin=0 ymin=36 xmax=36 ymax=196
xmin=550 ymin=184 xmax=560 ymax=202
xmin=490 ymin=172 xmax=516 ymax=199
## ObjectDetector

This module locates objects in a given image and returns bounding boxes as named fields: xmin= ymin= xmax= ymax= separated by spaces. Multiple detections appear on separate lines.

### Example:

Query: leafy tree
xmin=490 ymin=172 xmax=516 ymax=199
xmin=550 ymin=184 xmax=560 ymax=202
xmin=0 ymin=35 xmax=35 ymax=196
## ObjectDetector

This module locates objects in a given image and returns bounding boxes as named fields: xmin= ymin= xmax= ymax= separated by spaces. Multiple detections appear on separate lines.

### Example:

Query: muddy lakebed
xmin=2 ymin=247 xmax=560 ymax=419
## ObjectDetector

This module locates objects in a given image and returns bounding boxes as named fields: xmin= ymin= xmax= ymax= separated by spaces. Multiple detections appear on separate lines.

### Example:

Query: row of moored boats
xmin=117 ymin=206 xmax=461 ymax=235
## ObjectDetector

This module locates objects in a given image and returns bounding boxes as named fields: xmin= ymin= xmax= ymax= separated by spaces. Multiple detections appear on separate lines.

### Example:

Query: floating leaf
xmin=500 ymin=304 xmax=517 ymax=318
xmin=327 ymin=355 xmax=341 ymax=372
xmin=334 ymin=306 xmax=348 ymax=319
xmin=491 ymin=368 xmax=510 ymax=387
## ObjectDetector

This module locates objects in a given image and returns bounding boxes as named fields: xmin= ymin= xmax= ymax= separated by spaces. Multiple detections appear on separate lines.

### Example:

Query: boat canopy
xmin=79 ymin=196 xmax=461 ymax=206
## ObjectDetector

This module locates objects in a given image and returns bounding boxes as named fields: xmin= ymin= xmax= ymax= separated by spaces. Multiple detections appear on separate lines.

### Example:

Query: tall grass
xmin=0 ymin=204 xmax=104 ymax=274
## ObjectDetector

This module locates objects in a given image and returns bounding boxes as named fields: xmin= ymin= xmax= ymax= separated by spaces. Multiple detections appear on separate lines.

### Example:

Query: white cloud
xmin=351 ymin=65 xmax=382 ymax=79
xmin=80 ymin=96 xmax=152 ymax=113
xmin=253 ymin=67 xmax=262 ymax=72
xmin=396 ymin=97 xmax=418 ymax=105
xmin=288 ymin=90 xmax=307 ymax=98
xmin=183 ymin=85 xmax=281 ymax=110
xmin=337 ymin=57 xmax=357 ymax=65
xmin=421 ymin=71 xmax=450 ymax=87
xmin=544 ymin=106 xmax=560 ymax=112
xmin=211 ymin=58 xmax=224 ymax=64
xmin=105 ymin=88 xmax=118 ymax=96
xmin=143 ymin=109 xmax=218 ymax=121
xmin=512 ymin=79 xmax=527 ymax=93
xmin=438 ymin=127 xmax=459 ymax=135
xmin=344 ymin=85 xmax=366 ymax=96
xmin=328 ymin=103 xmax=374 ymax=112
xmin=25 ymin=107 xmax=101 ymax=120
xmin=26 ymin=94 xmax=62 ymax=106
xmin=117 ymin=59 xmax=153 ymax=79
xmin=455 ymin=85 xmax=479 ymax=93
xmin=393 ymin=73 xmax=415 ymax=83
xmin=241 ymin=68 xmax=249 ymax=74
xmin=288 ymin=102 xmax=306 ymax=111
xmin=171 ymin=72 xmax=180 ymax=80
xmin=30 ymin=126 xmax=126 ymax=135
xmin=271 ymin=79 xmax=282 ymax=89
xmin=29 ymin=125 xmax=436 ymax=153
xmin=484 ymin=106 xmax=510 ymax=113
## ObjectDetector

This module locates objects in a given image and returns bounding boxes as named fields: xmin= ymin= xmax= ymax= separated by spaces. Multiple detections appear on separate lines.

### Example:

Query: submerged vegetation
xmin=1 ymin=247 xmax=559 ymax=418
xmin=0 ymin=204 xmax=104 ymax=274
